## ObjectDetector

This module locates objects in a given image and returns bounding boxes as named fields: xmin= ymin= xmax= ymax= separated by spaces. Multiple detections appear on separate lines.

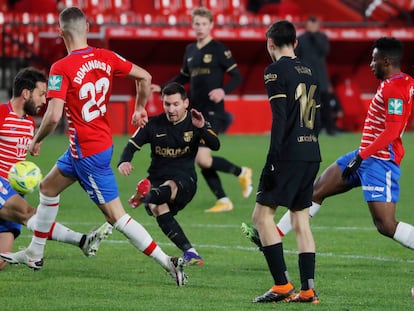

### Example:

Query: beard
xmin=23 ymin=97 xmax=39 ymax=116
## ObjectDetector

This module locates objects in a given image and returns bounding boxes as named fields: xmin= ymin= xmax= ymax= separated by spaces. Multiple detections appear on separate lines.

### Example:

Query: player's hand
xmin=131 ymin=108 xmax=148 ymax=128
xmin=150 ymin=84 xmax=161 ymax=93
xmin=118 ymin=162 xmax=133 ymax=176
xmin=208 ymin=88 xmax=225 ymax=103
xmin=28 ymin=141 xmax=42 ymax=156
xmin=342 ymin=154 xmax=362 ymax=180
xmin=191 ymin=108 xmax=205 ymax=128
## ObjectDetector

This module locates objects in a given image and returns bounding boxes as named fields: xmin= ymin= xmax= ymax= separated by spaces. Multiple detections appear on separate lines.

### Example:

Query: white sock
xmin=309 ymin=202 xmax=321 ymax=218
xmin=393 ymin=221 xmax=414 ymax=249
xmin=186 ymin=247 xmax=198 ymax=254
xmin=27 ymin=193 xmax=60 ymax=257
xmin=114 ymin=214 xmax=170 ymax=269
xmin=276 ymin=202 xmax=321 ymax=236
xmin=27 ymin=215 xmax=83 ymax=246
xmin=218 ymin=197 xmax=231 ymax=203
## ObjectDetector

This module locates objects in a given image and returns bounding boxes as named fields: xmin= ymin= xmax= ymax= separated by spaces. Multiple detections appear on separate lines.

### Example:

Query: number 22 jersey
xmin=46 ymin=46 xmax=133 ymax=159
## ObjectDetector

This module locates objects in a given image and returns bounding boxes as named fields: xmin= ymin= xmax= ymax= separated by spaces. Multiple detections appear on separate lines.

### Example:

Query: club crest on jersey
xmin=224 ymin=50 xmax=232 ymax=59
xmin=48 ymin=75 xmax=62 ymax=91
xmin=183 ymin=131 xmax=193 ymax=142
xmin=203 ymin=54 xmax=212 ymax=63
xmin=388 ymin=98 xmax=403 ymax=115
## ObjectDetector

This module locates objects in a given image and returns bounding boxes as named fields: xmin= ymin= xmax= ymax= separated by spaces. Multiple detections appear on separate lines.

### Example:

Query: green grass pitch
xmin=1 ymin=132 xmax=414 ymax=310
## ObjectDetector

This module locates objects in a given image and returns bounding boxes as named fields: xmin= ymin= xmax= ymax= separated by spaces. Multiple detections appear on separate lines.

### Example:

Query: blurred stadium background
xmin=1 ymin=0 xmax=414 ymax=134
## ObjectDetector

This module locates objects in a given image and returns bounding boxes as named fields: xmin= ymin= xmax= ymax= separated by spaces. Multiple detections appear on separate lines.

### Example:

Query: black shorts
xmin=149 ymin=174 xmax=197 ymax=216
xmin=256 ymin=161 xmax=320 ymax=211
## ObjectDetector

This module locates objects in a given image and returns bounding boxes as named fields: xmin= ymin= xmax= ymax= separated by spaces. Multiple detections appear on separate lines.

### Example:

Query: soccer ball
xmin=8 ymin=161 xmax=42 ymax=194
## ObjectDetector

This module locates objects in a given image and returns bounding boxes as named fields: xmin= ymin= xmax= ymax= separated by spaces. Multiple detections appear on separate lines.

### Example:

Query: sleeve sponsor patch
xmin=48 ymin=75 xmax=62 ymax=91
xmin=264 ymin=73 xmax=277 ymax=84
xmin=388 ymin=98 xmax=403 ymax=115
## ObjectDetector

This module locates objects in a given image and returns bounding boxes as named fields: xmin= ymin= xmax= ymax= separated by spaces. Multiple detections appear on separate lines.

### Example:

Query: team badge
xmin=388 ymin=98 xmax=403 ymax=115
xmin=224 ymin=50 xmax=232 ymax=59
xmin=183 ymin=131 xmax=193 ymax=142
xmin=48 ymin=75 xmax=62 ymax=91
xmin=203 ymin=54 xmax=212 ymax=63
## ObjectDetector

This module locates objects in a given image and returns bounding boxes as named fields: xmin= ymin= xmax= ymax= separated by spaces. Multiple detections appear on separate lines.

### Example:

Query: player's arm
xmin=360 ymin=89 xmax=408 ymax=159
xmin=29 ymin=98 xmax=64 ymax=156
xmin=267 ymin=95 xmax=286 ymax=161
xmin=191 ymin=108 xmax=220 ymax=151
xmin=117 ymin=127 xmax=147 ymax=176
xmin=209 ymin=48 xmax=243 ymax=103
xmin=264 ymin=66 xmax=286 ymax=162
xmin=128 ymin=64 xmax=152 ymax=127
xmin=359 ymin=120 xmax=402 ymax=160
xmin=223 ymin=65 xmax=242 ymax=95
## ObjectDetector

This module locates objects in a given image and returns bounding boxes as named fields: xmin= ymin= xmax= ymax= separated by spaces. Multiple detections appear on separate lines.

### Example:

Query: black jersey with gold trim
xmin=264 ymin=56 xmax=321 ymax=162
xmin=119 ymin=111 xmax=219 ymax=180
xmin=180 ymin=40 xmax=240 ymax=113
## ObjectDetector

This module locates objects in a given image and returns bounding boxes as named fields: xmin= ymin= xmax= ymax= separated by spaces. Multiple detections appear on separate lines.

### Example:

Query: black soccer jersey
xmin=264 ymin=56 xmax=321 ymax=162
xmin=119 ymin=111 xmax=220 ymax=180
xmin=170 ymin=40 xmax=241 ymax=115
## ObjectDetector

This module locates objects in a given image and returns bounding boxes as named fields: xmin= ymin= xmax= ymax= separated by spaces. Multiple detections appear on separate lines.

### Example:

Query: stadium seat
xmin=115 ymin=12 xmax=137 ymax=25
xmin=335 ymin=78 xmax=366 ymax=132
xmin=203 ymin=0 xmax=226 ymax=14
xmin=214 ymin=13 xmax=234 ymax=27
xmin=62 ymin=0 xmax=85 ymax=8
xmin=84 ymin=0 xmax=110 ymax=16
xmin=108 ymin=0 xmax=131 ymax=13
xmin=0 ymin=0 xmax=8 ymax=12
xmin=259 ymin=13 xmax=279 ymax=26
xmin=237 ymin=12 xmax=256 ymax=26
xmin=226 ymin=0 xmax=247 ymax=15
xmin=179 ymin=0 xmax=198 ymax=14
xmin=154 ymin=0 xmax=181 ymax=15
xmin=258 ymin=1 xmax=302 ymax=16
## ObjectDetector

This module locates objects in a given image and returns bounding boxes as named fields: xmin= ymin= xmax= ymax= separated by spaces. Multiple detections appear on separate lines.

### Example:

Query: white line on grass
xmin=59 ymin=222 xmax=377 ymax=231
xmin=20 ymin=222 xmax=413 ymax=264
xmin=95 ymin=240 xmax=414 ymax=264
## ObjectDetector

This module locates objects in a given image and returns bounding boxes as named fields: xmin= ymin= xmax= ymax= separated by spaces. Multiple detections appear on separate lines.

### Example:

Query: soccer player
xmin=0 ymin=7 xmax=187 ymax=286
xmin=151 ymin=7 xmax=252 ymax=213
xmin=251 ymin=20 xmax=321 ymax=304
xmin=0 ymin=67 xmax=111 ymax=270
xmin=242 ymin=37 xmax=414 ymax=256
xmin=118 ymin=82 xmax=220 ymax=266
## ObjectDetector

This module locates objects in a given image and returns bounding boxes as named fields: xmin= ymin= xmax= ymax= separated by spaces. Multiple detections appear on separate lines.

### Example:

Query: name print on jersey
xmin=73 ymin=59 xmax=112 ymax=85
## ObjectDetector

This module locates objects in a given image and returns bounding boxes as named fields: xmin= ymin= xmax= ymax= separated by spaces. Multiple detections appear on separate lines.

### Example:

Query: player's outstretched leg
xmin=128 ymin=178 xmax=151 ymax=208
xmin=0 ymin=250 xmax=43 ymax=270
xmin=80 ymin=222 xmax=113 ymax=256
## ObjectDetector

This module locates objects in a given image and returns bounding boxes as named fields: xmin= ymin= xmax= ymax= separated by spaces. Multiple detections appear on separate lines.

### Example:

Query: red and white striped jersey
xmin=359 ymin=72 xmax=414 ymax=165
xmin=47 ymin=46 xmax=133 ymax=159
xmin=0 ymin=102 xmax=35 ymax=178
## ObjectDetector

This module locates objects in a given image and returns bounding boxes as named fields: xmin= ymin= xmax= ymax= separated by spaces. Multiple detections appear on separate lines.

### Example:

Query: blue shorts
xmin=0 ymin=176 xmax=22 ymax=237
xmin=337 ymin=150 xmax=400 ymax=202
xmin=57 ymin=147 xmax=119 ymax=204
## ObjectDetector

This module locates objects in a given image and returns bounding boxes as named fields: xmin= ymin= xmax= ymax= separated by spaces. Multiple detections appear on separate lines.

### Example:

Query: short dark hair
xmin=13 ymin=67 xmax=47 ymax=97
xmin=307 ymin=15 xmax=318 ymax=23
xmin=162 ymin=82 xmax=187 ymax=100
xmin=60 ymin=6 xmax=86 ymax=23
xmin=265 ymin=20 xmax=296 ymax=48
xmin=373 ymin=37 xmax=403 ymax=67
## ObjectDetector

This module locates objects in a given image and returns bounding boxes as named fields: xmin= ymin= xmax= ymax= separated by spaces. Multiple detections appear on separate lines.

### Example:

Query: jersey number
xmin=295 ymin=83 xmax=318 ymax=129
xmin=80 ymin=77 xmax=110 ymax=122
